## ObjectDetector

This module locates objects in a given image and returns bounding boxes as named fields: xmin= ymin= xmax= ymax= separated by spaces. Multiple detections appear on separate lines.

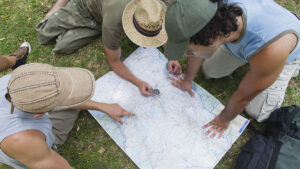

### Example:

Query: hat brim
xmin=55 ymin=67 xmax=95 ymax=110
xmin=122 ymin=0 xmax=168 ymax=48
xmin=164 ymin=38 xmax=189 ymax=60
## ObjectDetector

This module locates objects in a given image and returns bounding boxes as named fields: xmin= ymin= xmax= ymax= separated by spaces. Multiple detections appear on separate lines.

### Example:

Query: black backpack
xmin=235 ymin=106 xmax=300 ymax=169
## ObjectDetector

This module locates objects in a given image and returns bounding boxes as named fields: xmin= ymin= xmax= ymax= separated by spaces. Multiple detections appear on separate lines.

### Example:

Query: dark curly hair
xmin=190 ymin=0 xmax=243 ymax=46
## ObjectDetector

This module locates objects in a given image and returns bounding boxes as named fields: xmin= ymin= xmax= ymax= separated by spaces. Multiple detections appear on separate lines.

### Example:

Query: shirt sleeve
xmin=102 ymin=16 xmax=126 ymax=50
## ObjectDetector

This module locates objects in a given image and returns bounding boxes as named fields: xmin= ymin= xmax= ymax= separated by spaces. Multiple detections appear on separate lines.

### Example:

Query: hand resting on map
xmin=202 ymin=114 xmax=230 ymax=138
xmin=170 ymin=75 xmax=230 ymax=138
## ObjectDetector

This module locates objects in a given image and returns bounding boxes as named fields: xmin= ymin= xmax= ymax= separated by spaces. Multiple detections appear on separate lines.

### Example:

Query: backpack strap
xmin=267 ymin=140 xmax=282 ymax=169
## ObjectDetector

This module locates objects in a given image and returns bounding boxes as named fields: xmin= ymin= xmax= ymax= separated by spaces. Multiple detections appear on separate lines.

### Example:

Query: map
xmin=90 ymin=47 xmax=249 ymax=169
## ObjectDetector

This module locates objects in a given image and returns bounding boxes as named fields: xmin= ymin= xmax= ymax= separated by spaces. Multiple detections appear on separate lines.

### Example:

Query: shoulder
xmin=249 ymin=33 xmax=297 ymax=74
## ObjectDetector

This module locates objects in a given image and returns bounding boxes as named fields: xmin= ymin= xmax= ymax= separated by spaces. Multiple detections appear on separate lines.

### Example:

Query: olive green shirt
xmin=85 ymin=0 xmax=131 ymax=50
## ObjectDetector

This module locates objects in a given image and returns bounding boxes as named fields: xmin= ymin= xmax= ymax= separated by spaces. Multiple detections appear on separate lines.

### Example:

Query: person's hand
xmin=33 ymin=113 xmax=46 ymax=118
xmin=168 ymin=60 xmax=182 ymax=75
xmin=170 ymin=76 xmax=194 ymax=97
xmin=104 ymin=103 xmax=135 ymax=124
xmin=202 ymin=115 xmax=230 ymax=138
xmin=137 ymin=80 xmax=153 ymax=96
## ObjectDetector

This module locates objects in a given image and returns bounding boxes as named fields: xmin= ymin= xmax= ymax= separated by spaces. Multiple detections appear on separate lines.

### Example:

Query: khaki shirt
xmin=85 ymin=0 xmax=131 ymax=50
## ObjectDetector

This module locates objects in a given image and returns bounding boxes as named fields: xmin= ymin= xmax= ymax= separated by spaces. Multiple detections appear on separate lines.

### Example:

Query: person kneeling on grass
xmin=0 ymin=63 xmax=134 ymax=169
xmin=164 ymin=0 xmax=300 ymax=138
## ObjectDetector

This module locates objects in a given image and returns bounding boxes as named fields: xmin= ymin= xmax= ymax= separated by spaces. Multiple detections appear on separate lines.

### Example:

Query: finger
xmin=174 ymin=75 xmax=184 ymax=81
xmin=210 ymin=130 xmax=218 ymax=138
xmin=217 ymin=129 xmax=225 ymax=139
xmin=145 ymin=88 xmax=153 ymax=96
xmin=123 ymin=111 xmax=136 ymax=116
xmin=143 ymin=91 xmax=152 ymax=96
xmin=202 ymin=121 xmax=212 ymax=129
xmin=33 ymin=113 xmax=45 ymax=119
xmin=187 ymin=89 xmax=195 ymax=97
xmin=174 ymin=66 xmax=180 ymax=75
xmin=128 ymin=112 xmax=136 ymax=116
xmin=171 ymin=81 xmax=180 ymax=88
xmin=142 ymin=88 xmax=153 ymax=96
xmin=125 ymin=112 xmax=135 ymax=116
xmin=113 ymin=117 xmax=123 ymax=125
xmin=170 ymin=77 xmax=179 ymax=83
xmin=168 ymin=63 xmax=174 ymax=73
xmin=205 ymin=125 xmax=217 ymax=135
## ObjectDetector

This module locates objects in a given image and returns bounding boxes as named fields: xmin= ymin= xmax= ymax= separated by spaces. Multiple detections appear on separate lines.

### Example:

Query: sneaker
xmin=11 ymin=42 xmax=31 ymax=70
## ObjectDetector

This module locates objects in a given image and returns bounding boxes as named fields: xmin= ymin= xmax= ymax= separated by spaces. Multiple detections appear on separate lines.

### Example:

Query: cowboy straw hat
xmin=122 ymin=0 xmax=167 ymax=48
xmin=8 ymin=63 xmax=95 ymax=113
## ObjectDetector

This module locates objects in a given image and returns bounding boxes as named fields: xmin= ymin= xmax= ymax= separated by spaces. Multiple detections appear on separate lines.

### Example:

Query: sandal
xmin=11 ymin=42 xmax=31 ymax=70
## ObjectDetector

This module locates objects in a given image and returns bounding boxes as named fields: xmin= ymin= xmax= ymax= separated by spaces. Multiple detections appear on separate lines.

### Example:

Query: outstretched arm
xmin=72 ymin=100 xmax=135 ymax=124
xmin=104 ymin=46 xmax=153 ymax=96
xmin=203 ymin=33 xmax=297 ymax=138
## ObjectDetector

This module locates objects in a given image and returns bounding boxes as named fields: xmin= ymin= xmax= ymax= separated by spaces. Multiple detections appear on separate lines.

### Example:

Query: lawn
xmin=0 ymin=0 xmax=299 ymax=169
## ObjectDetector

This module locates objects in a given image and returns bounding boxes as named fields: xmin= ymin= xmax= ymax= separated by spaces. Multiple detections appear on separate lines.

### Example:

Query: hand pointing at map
xmin=102 ymin=103 xmax=136 ymax=124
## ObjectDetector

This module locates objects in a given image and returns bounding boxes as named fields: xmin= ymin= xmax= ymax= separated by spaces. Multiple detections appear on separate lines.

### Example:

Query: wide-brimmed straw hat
xmin=8 ymin=63 xmax=95 ymax=113
xmin=122 ymin=0 xmax=167 ymax=48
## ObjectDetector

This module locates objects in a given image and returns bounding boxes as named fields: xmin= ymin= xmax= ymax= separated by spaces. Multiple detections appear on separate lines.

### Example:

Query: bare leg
xmin=0 ymin=55 xmax=16 ymax=72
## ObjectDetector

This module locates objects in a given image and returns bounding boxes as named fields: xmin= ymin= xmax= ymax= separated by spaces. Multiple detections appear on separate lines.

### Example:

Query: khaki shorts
xmin=49 ymin=109 xmax=80 ymax=146
xmin=202 ymin=45 xmax=300 ymax=122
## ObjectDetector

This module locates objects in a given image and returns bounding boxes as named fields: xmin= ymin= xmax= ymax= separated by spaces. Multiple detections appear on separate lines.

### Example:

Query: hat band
xmin=133 ymin=16 xmax=162 ymax=37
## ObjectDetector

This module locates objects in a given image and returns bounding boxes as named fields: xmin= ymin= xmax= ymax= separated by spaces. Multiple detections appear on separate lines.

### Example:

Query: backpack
xmin=235 ymin=106 xmax=300 ymax=169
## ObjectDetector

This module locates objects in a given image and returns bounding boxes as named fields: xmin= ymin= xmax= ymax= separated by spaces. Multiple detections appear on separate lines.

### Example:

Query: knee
xmin=202 ymin=65 xmax=225 ymax=79
xmin=36 ymin=19 xmax=55 ymax=45
xmin=53 ymin=41 xmax=77 ymax=54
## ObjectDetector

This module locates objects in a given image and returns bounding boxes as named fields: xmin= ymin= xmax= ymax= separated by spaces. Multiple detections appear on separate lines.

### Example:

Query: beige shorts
xmin=49 ymin=109 xmax=80 ymax=146
xmin=202 ymin=45 xmax=300 ymax=122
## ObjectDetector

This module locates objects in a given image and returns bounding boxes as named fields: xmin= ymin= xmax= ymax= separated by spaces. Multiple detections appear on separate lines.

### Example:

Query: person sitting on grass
xmin=164 ymin=0 xmax=300 ymax=138
xmin=0 ymin=42 xmax=31 ymax=72
xmin=36 ymin=0 xmax=182 ymax=97
xmin=0 ymin=63 xmax=134 ymax=169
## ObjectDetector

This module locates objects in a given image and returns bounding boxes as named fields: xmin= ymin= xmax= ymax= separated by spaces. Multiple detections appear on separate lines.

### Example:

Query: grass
xmin=0 ymin=0 xmax=299 ymax=169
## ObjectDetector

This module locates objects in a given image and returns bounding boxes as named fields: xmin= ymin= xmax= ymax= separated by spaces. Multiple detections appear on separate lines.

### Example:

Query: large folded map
xmin=89 ymin=47 xmax=249 ymax=169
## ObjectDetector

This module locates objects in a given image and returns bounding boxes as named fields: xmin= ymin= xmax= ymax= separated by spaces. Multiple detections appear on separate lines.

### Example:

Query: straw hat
xmin=122 ymin=0 xmax=167 ymax=48
xmin=8 ymin=63 xmax=95 ymax=113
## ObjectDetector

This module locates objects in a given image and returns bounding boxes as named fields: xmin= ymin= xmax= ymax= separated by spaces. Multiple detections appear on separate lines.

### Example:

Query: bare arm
xmin=45 ymin=0 xmax=69 ymax=18
xmin=72 ymin=100 xmax=135 ymax=124
xmin=104 ymin=46 xmax=153 ymax=96
xmin=0 ymin=130 xmax=72 ymax=169
xmin=203 ymin=33 xmax=298 ymax=138
xmin=185 ymin=55 xmax=205 ymax=82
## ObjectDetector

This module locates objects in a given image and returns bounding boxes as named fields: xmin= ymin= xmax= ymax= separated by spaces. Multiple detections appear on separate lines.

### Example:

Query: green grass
xmin=0 ymin=0 xmax=299 ymax=169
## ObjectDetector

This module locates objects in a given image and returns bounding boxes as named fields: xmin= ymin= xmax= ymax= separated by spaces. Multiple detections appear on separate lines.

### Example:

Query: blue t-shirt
xmin=0 ymin=75 xmax=55 ymax=169
xmin=223 ymin=0 xmax=300 ymax=62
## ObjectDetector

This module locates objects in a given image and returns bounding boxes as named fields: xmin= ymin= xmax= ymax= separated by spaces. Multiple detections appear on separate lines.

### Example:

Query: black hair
xmin=190 ymin=0 xmax=243 ymax=46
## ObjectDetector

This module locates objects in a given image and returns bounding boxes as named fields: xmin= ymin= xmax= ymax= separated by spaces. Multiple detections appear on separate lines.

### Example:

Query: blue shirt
xmin=0 ymin=75 xmax=55 ymax=169
xmin=224 ymin=0 xmax=300 ymax=62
